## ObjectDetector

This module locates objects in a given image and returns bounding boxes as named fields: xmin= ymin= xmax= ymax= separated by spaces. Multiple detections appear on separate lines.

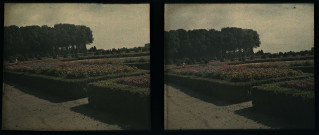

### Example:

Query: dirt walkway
xmin=164 ymin=84 xmax=271 ymax=130
xmin=2 ymin=83 xmax=138 ymax=131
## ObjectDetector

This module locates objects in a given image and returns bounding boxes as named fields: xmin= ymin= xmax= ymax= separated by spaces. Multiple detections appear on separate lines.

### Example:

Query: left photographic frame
xmin=3 ymin=3 xmax=150 ymax=130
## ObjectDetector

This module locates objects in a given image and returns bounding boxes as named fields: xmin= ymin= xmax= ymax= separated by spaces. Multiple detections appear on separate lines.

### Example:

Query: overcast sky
xmin=4 ymin=4 xmax=150 ymax=50
xmin=165 ymin=4 xmax=314 ymax=53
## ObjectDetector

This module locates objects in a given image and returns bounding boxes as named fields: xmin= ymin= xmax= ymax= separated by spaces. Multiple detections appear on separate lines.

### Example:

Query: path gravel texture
xmin=2 ymin=83 xmax=147 ymax=131
xmin=164 ymin=84 xmax=271 ymax=130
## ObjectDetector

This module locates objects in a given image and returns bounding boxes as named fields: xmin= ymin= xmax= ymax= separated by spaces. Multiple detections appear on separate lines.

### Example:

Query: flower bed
xmin=117 ymin=74 xmax=150 ymax=88
xmin=280 ymin=78 xmax=314 ymax=91
xmin=243 ymin=61 xmax=314 ymax=72
xmin=251 ymin=78 xmax=315 ymax=128
xmin=4 ymin=61 xmax=138 ymax=79
xmin=232 ymin=60 xmax=314 ymax=73
xmin=3 ymin=69 xmax=149 ymax=100
xmin=168 ymin=65 xmax=303 ymax=82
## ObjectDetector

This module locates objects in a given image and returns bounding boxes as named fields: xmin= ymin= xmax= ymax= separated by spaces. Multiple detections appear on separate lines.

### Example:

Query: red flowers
xmin=280 ymin=78 xmax=314 ymax=91
xmin=169 ymin=64 xmax=303 ymax=82
xmin=116 ymin=74 xmax=150 ymax=87
xmin=4 ymin=61 xmax=138 ymax=79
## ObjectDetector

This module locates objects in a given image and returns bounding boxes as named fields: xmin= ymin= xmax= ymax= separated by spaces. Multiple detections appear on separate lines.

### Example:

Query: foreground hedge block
xmin=165 ymin=73 xmax=312 ymax=103
xmin=87 ymin=78 xmax=150 ymax=124
xmin=3 ymin=70 xmax=148 ymax=99
xmin=252 ymin=82 xmax=314 ymax=128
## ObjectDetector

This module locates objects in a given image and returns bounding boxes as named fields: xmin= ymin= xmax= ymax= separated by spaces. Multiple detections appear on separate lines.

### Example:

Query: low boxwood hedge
xmin=3 ymin=70 xmax=149 ymax=99
xmin=87 ymin=78 xmax=150 ymax=123
xmin=165 ymin=73 xmax=313 ymax=103
xmin=291 ymin=66 xmax=314 ymax=73
xmin=124 ymin=62 xmax=150 ymax=70
xmin=251 ymin=82 xmax=315 ymax=128
xmin=228 ymin=55 xmax=314 ymax=65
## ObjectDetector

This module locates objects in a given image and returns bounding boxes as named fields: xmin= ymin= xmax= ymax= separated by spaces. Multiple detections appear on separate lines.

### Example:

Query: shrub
xmin=4 ymin=70 xmax=149 ymax=99
xmin=220 ymin=57 xmax=225 ymax=62
xmin=251 ymin=79 xmax=315 ymax=128
xmin=184 ymin=57 xmax=194 ymax=65
xmin=167 ymin=59 xmax=174 ymax=65
xmin=138 ymin=57 xmax=146 ymax=62
xmin=174 ymin=59 xmax=182 ymax=66
xmin=291 ymin=66 xmax=314 ymax=74
xmin=241 ymin=56 xmax=246 ymax=62
xmin=8 ymin=56 xmax=16 ymax=63
xmin=87 ymin=77 xmax=150 ymax=124
xmin=165 ymin=73 xmax=250 ymax=103
xmin=195 ymin=57 xmax=201 ymax=63
xmin=261 ymin=55 xmax=267 ymax=59
xmin=124 ymin=62 xmax=150 ymax=70
xmin=124 ymin=58 xmax=135 ymax=63
xmin=165 ymin=73 xmax=312 ymax=103
xmin=200 ymin=57 xmax=209 ymax=64
xmin=60 ymin=52 xmax=150 ymax=62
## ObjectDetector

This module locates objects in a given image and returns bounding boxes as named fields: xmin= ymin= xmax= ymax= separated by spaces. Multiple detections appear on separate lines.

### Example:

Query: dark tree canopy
xmin=164 ymin=27 xmax=261 ymax=63
xmin=4 ymin=23 xmax=94 ymax=60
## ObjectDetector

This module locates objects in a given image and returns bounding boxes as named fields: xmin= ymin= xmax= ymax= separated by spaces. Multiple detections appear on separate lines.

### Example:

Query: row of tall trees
xmin=4 ymin=24 xmax=93 ymax=60
xmin=164 ymin=27 xmax=261 ymax=63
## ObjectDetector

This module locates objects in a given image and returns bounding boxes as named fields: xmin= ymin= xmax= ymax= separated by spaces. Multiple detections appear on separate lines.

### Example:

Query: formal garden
xmin=165 ymin=59 xmax=314 ymax=128
xmin=3 ymin=56 xmax=151 ymax=126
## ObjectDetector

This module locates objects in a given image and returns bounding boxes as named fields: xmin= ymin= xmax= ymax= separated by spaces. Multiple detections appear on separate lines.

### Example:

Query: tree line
xmin=4 ymin=23 xmax=93 ymax=61
xmin=164 ymin=27 xmax=261 ymax=64
xmin=255 ymin=49 xmax=314 ymax=59
xmin=88 ymin=43 xmax=150 ymax=55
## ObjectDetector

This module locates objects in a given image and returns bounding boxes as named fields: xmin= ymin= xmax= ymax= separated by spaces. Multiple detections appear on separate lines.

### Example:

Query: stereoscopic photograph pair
xmin=2 ymin=3 xmax=315 ymax=131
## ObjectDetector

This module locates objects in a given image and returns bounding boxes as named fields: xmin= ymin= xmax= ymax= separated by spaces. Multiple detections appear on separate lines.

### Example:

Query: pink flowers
xmin=116 ymin=74 xmax=150 ymax=87
xmin=217 ymin=65 xmax=302 ymax=81
xmin=280 ymin=78 xmax=314 ymax=91
xmin=169 ymin=64 xmax=303 ymax=82
xmin=4 ymin=61 xmax=138 ymax=79
xmin=244 ymin=62 xmax=286 ymax=68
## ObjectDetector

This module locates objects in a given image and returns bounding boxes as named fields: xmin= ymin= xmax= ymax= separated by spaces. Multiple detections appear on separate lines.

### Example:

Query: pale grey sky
xmin=4 ymin=3 xmax=150 ymax=50
xmin=165 ymin=4 xmax=314 ymax=53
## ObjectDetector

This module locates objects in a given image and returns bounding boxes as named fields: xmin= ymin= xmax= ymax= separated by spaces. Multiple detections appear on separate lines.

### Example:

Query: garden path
xmin=2 ymin=83 xmax=123 ymax=130
xmin=164 ymin=84 xmax=271 ymax=129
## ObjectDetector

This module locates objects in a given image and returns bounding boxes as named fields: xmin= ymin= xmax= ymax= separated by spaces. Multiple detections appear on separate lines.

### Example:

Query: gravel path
xmin=2 ymin=83 xmax=130 ymax=131
xmin=164 ymin=84 xmax=271 ymax=130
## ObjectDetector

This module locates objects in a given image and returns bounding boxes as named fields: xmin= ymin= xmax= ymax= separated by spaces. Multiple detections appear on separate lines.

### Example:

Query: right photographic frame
xmin=164 ymin=4 xmax=314 ymax=130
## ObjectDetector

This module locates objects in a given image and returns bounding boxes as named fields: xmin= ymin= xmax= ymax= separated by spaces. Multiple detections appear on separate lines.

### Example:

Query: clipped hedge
xmin=124 ymin=62 xmax=150 ymax=70
xmin=3 ymin=70 xmax=149 ymax=99
xmin=291 ymin=66 xmax=314 ymax=73
xmin=165 ymin=73 xmax=313 ymax=103
xmin=60 ymin=52 xmax=150 ymax=61
xmin=228 ymin=55 xmax=314 ymax=65
xmin=252 ymin=82 xmax=315 ymax=128
xmin=87 ymin=78 xmax=150 ymax=122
